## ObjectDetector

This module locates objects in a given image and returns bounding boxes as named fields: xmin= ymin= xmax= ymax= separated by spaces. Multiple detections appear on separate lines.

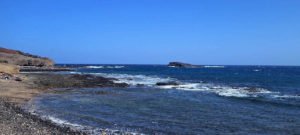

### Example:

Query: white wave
xmin=106 ymin=66 xmax=125 ymax=69
xmin=47 ymin=116 xmax=83 ymax=128
xmin=85 ymin=66 xmax=125 ymax=69
xmin=204 ymin=65 xmax=225 ymax=68
xmin=94 ymin=73 xmax=273 ymax=98
xmin=272 ymin=95 xmax=300 ymax=99
xmin=73 ymin=72 xmax=275 ymax=98
xmin=93 ymin=73 xmax=175 ymax=86
xmin=159 ymin=83 xmax=272 ymax=98
xmin=253 ymin=69 xmax=261 ymax=72
xmin=25 ymin=102 xmax=141 ymax=135
xmin=85 ymin=66 xmax=104 ymax=69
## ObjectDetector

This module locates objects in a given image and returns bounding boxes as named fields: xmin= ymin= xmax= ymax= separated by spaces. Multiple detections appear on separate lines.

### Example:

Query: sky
xmin=0 ymin=0 xmax=299 ymax=65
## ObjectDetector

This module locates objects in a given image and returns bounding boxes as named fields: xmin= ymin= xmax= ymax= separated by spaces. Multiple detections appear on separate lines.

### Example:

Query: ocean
xmin=25 ymin=65 xmax=300 ymax=134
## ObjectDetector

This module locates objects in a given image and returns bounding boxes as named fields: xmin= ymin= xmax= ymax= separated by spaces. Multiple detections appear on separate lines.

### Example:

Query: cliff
xmin=0 ymin=47 xmax=54 ymax=67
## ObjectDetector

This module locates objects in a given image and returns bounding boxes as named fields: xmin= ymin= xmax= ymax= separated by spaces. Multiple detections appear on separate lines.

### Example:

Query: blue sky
xmin=0 ymin=0 xmax=299 ymax=65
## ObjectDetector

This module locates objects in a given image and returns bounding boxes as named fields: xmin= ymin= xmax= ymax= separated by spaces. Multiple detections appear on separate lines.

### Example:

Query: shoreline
xmin=0 ymin=72 xmax=128 ymax=134
xmin=0 ymin=97 xmax=85 ymax=134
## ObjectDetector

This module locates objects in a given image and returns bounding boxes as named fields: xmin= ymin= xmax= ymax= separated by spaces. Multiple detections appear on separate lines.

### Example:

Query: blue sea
xmin=25 ymin=65 xmax=300 ymax=134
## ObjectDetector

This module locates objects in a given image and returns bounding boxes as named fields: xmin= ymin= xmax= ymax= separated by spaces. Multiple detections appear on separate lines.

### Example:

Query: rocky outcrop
xmin=20 ymin=66 xmax=73 ymax=72
xmin=27 ymin=74 xmax=129 ymax=89
xmin=0 ymin=47 xmax=54 ymax=67
xmin=168 ymin=62 xmax=200 ymax=68
xmin=156 ymin=81 xmax=179 ymax=86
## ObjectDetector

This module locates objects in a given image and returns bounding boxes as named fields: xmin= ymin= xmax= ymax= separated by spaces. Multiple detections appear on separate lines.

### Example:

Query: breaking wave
xmin=68 ymin=72 xmax=294 ymax=99
xmin=66 ymin=71 xmax=299 ymax=100
xmin=84 ymin=66 xmax=125 ymax=69
xmin=204 ymin=65 xmax=225 ymax=68
xmin=93 ymin=73 xmax=175 ymax=86
xmin=24 ymin=99 xmax=141 ymax=135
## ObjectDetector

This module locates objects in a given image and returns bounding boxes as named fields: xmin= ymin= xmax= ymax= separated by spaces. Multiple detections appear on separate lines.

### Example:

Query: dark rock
xmin=244 ymin=87 xmax=261 ymax=93
xmin=114 ymin=83 xmax=129 ymax=87
xmin=15 ymin=77 xmax=22 ymax=81
xmin=0 ymin=60 xmax=8 ymax=63
xmin=156 ymin=81 xmax=179 ymax=86
xmin=168 ymin=62 xmax=200 ymax=68
xmin=20 ymin=66 xmax=74 ymax=72
xmin=28 ymin=73 xmax=129 ymax=89
xmin=136 ymin=84 xmax=145 ymax=87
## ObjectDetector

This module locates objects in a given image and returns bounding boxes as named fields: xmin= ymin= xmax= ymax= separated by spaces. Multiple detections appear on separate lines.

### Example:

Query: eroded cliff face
xmin=0 ymin=47 xmax=54 ymax=67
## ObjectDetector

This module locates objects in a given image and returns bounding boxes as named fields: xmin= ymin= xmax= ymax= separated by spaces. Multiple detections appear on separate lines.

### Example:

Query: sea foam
xmin=70 ymin=72 xmax=296 ymax=99
xmin=87 ymin=72 xmax=275 ymax=98
xmin=84 ymin=66 xmax=125 ymax=69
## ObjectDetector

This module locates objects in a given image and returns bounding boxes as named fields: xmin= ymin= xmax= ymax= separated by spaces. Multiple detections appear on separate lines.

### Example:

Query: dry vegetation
xmin=0 ymin=63 xmax=19 ymax=74
xmin=0 ymin=47 xmax=54 ymax=67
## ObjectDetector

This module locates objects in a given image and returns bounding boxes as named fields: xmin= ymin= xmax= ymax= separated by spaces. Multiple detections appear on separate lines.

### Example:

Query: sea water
xmin=26 ymin=65 xmax=300 ymax=134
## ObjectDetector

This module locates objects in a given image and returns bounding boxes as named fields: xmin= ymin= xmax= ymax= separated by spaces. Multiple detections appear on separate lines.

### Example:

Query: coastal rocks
xmin=20 ymin=66 xmax=74 ymax=72
xmin=0 ymin=72 xmax=23 ymax=82
xmin=71 ymin=74 xmax=129 ymax=88
xmin=15 ymin=77 xmax=22 ymax=81
xmin=0 ymin=63 xmax=23 ymax=81
xmin=0 ymin=72 xmax=13 ymax=80
xmin=27 ymin=73 xmax=129 ymax=89
xmin=156 ymin=81 xmax=179 ymax=86
xmin=168 ymin=62 xmax=200 ymax=68
xmin=243 ymin=87 xmax=264 ymax=93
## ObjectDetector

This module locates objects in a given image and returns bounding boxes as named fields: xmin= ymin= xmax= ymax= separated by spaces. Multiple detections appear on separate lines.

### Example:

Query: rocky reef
xmin=168 ymin=62 xmax=200 ymax=68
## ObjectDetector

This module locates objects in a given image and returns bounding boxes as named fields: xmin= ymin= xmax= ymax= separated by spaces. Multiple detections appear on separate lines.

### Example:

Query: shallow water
xmin=26 ymin=65 xmax=300 ymax=134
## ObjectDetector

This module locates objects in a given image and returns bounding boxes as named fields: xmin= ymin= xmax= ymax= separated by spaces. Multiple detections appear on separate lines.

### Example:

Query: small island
xmin=168 ymin=62 xmax=201 ymax=68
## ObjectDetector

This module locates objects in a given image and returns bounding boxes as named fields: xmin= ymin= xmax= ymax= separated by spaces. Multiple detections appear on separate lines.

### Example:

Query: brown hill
xmin=0 ymin=47 xmax=54 ymax=67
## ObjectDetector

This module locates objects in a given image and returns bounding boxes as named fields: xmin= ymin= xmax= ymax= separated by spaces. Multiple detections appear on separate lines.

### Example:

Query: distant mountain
xmin=0 ymin=47 xmax=54 ymax=67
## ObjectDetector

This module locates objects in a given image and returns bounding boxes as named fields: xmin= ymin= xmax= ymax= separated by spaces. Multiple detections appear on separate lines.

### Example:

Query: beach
xmin=0 ymin=72 xmax=128 ymax=134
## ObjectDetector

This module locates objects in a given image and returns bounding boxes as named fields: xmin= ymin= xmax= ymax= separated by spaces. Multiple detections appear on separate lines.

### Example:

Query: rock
xmin=20 ymin=66 xmax=74 ymax=72
xmin=114 ymin=83 xmax=129 ymax=87
xmin=15 ymin=77 xmax=22 ymax=82
xmin=156 ymin=81 xmax=179 ymax=86
xmin=244 ymin=87 xmax=261 ymax=93
xmin=168 ymin=62 xmax=200 ymax=68
xmin=0 ymin=72 xmax=13 ymax=80
xmin=28 ymin=73 xmax=129 ymax=89
xmin=136 ymin=84 xmax=145 ymax=87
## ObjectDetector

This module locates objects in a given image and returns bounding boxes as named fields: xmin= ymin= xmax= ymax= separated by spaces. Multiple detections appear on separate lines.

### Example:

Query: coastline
xmin=0 ymin=72 xmax=128 ymax=134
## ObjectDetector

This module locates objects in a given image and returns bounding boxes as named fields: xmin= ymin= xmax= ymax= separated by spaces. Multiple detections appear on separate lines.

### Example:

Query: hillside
xmin=0 ymin=47 xmax=54 ymax=67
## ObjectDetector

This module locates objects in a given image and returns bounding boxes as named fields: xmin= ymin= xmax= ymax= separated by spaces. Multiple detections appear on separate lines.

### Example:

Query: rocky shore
xmin=20 ymin=66 xmax=74 ymax=72
xmin=0 ymin=47 xmax=131 ymax=134
xmin=0 ymin=97 xmax=84 ymax=135
xmin=0 ymin=73 xmax=129 ymax=134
